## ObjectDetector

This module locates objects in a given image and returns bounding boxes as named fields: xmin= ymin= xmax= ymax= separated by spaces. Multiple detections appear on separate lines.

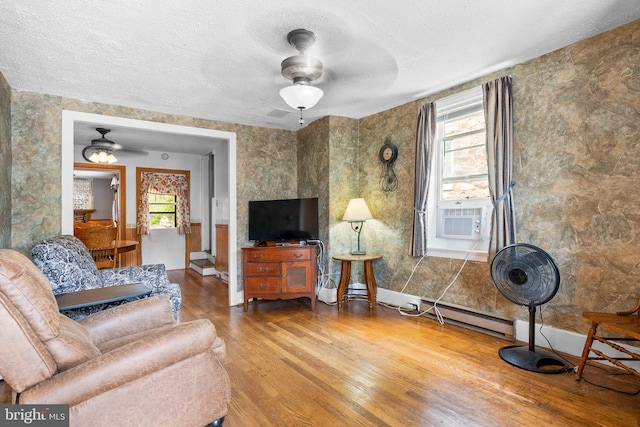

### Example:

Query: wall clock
xmin=379 ymin=139 xmax=398 ymax=195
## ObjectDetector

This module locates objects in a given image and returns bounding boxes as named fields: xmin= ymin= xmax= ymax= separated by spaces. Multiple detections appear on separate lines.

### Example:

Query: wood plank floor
xmin=171 ymin=269 xmax=640 ymax=427
xmin=2 ymin=269 xmax=639 ymax=426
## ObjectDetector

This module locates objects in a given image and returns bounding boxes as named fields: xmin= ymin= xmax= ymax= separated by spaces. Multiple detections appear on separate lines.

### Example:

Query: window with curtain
xmin=137 ymin=170 xmax=191 ymax=235
xmin=411 ymin=78 xmax=514 ymax=261
xmin=428 ymin=86 xmax=492 ymax=260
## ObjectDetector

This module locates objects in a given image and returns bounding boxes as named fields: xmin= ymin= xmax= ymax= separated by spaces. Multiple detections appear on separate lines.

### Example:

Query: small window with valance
xmin=136 ymin=169 xmax=191 ymax=235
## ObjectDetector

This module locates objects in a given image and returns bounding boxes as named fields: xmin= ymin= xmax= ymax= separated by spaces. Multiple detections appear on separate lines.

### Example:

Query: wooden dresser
xmin=242 ymin=245 xmax=317 ymax=311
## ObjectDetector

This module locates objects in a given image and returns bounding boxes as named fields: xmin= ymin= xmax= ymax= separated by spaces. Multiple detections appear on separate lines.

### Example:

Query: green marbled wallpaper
xmin=0 ymin=72 xmax=10 ymax=248
xmin=10 ymin=92 xmax=62 ymax=253
xmin=353 ymin=19 xmax=640 ymax=334
xmin=327 ymin=116 xmax=359 ymax=279
xmin=297 ymin=115 xmax=330 ymax=245
xmin=512 ymin=20 xmax=640 ymax=331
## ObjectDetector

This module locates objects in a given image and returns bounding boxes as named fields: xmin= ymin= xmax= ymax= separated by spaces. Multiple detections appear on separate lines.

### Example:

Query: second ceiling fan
xmin=82 ymin=128 xmax=147 ymax=164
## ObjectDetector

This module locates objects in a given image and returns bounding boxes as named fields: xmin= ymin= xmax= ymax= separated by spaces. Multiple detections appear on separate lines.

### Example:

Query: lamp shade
xmin=342 ymin=198 xmax=373 ymax=222
xmin=279 ymin=84 xmax=324 ymax=110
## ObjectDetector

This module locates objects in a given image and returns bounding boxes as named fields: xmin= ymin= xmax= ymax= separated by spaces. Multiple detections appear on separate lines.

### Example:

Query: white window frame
xmin=426 ymin=86 xmax=492 ymax=262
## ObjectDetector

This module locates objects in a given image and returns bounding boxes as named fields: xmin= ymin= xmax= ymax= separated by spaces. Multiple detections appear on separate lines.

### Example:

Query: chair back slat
xmin=74 ymin=225 xmax=118 ymax=269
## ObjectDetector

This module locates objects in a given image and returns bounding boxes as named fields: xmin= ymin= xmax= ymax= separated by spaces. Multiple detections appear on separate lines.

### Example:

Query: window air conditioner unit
xmin=437 ymin=207 xmax=490 ymax=240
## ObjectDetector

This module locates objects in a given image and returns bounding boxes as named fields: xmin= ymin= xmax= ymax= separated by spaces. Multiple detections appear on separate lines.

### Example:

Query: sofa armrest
xmin=78 ymin=295 xmax=175 ymax=346
xmin=99 ymin=264 xmax=170 ymax=288
xmin=99 ymin=264 xmax=182 ymax=321
xmin=19 ymin=319 xmax=218 ymax=405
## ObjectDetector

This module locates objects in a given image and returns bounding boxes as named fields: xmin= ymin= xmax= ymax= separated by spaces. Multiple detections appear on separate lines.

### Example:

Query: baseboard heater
xmin=420 ymin=298 xmax=515 ymax=341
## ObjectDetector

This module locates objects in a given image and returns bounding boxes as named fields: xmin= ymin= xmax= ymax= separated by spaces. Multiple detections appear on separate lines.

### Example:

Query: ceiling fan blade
xmin=117 ymin=147 xmax=149 ymax=156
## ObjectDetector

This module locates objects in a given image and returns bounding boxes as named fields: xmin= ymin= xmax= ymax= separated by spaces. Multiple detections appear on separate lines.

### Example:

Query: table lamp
xmin=342 ymin=198 xmax=373 ymax=255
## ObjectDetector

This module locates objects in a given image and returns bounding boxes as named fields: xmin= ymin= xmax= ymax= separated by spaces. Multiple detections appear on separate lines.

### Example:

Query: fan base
xmin=499 ymin=345 xmax=568 ymax=374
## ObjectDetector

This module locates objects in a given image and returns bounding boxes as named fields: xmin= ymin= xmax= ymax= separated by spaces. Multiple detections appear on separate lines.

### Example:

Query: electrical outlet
xmin=408 ymin=303 xmax=419 ymax=312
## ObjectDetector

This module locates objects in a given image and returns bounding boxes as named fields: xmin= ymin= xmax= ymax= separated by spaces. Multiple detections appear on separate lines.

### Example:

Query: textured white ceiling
xmin=1 ymin=1 xmax=639 ymax=132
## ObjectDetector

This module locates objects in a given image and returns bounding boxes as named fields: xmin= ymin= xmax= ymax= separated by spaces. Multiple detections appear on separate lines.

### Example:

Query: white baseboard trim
xmin=231 ymin=290 xmax=244 ymax=307
xmin=514 ymin=319 xmax=584 ymax=356
xmin=377 ymin=287 xmax=422 ymax=309
xmin=515 ymin=319 xmax=640 ymax=368
xmin=376 ymin=288 xmax=639 ymax=368
xmin=318 ymin=283 xmax=420 ymax=307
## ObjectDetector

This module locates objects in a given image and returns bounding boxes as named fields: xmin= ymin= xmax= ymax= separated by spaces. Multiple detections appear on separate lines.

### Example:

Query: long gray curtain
xmin=410 ymin=102 xmax=436 ymax=256
xmin=483 ymin=76 xmax=516 ymax=259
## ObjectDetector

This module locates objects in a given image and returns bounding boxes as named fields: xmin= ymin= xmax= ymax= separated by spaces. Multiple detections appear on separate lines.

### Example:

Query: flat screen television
xmin=248 ymin=197 xmax=319 ymax=242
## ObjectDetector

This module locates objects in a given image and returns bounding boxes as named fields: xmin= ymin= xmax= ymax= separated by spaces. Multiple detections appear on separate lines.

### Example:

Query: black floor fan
xmin=490 ymin=243 xmax=569 ymax=374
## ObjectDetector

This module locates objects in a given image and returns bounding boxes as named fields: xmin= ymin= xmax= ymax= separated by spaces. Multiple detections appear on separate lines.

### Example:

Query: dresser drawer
xmin=245 ymin=276 xmax=281 ymax=294
xmin=246 ymin=263 xmax=281 ymax=276
xmin=246 ymin=247 xmax=311 ymax=262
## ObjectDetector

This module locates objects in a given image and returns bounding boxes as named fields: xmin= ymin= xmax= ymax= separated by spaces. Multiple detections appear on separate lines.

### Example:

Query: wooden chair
xmin=74 ymin=224 xmax=118 ymax=269
xmin=576 ymin=298 xmax=640 ymax=380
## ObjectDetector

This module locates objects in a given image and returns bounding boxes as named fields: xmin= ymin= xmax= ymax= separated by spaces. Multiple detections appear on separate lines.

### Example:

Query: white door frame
xmin=61 ymin=110 xmax=243 ymax=307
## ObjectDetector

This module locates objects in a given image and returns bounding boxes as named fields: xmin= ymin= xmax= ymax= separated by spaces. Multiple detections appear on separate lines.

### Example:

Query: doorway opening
xmin=73 ymin=163 xmax=126 ymax=239
xmin=61 ymin=110 xmax=241 ymax=307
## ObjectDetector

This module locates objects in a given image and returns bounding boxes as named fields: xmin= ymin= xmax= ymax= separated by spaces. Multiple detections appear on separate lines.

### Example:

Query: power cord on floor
xmin=307 ymin=239 xmax=340 ymax=305
xmin=413 ymin=241 xmax=479 ymax=323
xmin=536 ymin=307 xmax=574 ymax=371
xmin=376 ymin=254 xmax=425 ymax=314
xmin=578 ymin=363 xmax=640 ymax=395
xmin=378 ymin=240 xmax=480 ymax=324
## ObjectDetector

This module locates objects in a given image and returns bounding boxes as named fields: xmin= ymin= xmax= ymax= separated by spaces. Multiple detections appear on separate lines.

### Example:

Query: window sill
xmin=426 ymin=246 xmax=489 ymax=262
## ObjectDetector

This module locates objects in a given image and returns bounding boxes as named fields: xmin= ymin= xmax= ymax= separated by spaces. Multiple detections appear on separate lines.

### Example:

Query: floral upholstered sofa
xmin=31 ymin=235 xmax=181 ymax=320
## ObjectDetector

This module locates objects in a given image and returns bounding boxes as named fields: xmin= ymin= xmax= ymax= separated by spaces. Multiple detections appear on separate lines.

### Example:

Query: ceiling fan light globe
xmin=279 ymin=84 xmax=323 ymax=110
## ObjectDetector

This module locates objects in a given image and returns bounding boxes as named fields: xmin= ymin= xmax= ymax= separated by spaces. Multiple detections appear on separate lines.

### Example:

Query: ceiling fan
xmin=279 ymin=28 xmax=324 ymax=126
xmin=81 ymin=128 xmax=148 ymax=164
xmin=82 ymin=128 xmax=121 ymax=164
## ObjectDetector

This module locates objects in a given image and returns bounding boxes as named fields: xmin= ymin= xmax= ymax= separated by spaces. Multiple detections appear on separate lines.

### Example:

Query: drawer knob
xmin=258 ymin=267 xmax=269 ymax=273
xmin=253 ymin=254 xmax=263 ymax=259
xmin=259 ymin=283 xmax=268 ymax=289
xmin=294 ymin=252 xmax=303 ymax=258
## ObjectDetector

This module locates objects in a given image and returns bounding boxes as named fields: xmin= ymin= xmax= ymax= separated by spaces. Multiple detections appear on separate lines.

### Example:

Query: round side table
xmin=332 ymin=253 xmax=382 ymax=310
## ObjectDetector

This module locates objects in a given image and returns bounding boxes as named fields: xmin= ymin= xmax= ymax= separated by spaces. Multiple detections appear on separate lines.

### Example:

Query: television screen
xmin=248 ymin=198 xmax=319 ymax=242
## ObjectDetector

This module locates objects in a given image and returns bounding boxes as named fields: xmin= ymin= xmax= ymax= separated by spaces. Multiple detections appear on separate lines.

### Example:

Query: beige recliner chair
xmin=0 ymin=249 xmax=230 ymax=427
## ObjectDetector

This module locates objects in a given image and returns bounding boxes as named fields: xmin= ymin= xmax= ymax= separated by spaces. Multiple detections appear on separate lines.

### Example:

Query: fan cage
xmin=490 ymin=243 xmax=560 ymax=307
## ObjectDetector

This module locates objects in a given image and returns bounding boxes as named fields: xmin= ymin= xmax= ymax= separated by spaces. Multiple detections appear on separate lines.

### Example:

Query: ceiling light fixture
xmin=82 ymin=128 xmax=120 ymax=164
xmin=279 ymin=29 xmax=324 ymax=126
